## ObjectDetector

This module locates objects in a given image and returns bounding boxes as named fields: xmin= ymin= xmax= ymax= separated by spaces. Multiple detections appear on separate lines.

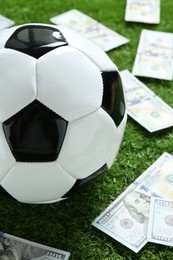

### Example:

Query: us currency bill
xmin=0 ymin=231 xmax=70 ymax=259
xmin=132 ymin=29 xmax=173 ymax=80
xmin=120 ymin=70 xmax=173 ymax=132
xmin=125 ymin=0 xmax=160 ymax=24
xmin=148 ymin=197 xmax=173 ymax=247
xmin=92 ymin=152 xmax=173 ymax=252
xmin=50 ymin=9 xmax=129 ymax=51
xmin=0 ymin=14 xmax=14 ymax=30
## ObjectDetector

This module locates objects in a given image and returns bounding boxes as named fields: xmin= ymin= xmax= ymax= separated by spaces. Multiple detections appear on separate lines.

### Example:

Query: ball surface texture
xmin=0 ymin=23 xmax=127 ymax=203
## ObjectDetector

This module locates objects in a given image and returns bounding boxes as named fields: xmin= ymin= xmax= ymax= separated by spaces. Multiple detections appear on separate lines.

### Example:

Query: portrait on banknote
xmin=0 ymin=232 xmax=70 ymax=260
xmin=0 ymin=236 xmax=46 ymax=259
xmin=123 ymin=191 xmax=150 ymax=224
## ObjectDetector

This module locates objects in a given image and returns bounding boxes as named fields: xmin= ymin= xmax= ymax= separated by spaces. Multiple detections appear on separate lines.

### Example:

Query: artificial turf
xmin=0 ymin=0 xmax=173 ymax=259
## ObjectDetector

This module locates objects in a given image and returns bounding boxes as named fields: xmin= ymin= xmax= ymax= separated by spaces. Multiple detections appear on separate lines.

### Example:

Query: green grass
xmin=0 ymin=0 xmax=173 ymax=259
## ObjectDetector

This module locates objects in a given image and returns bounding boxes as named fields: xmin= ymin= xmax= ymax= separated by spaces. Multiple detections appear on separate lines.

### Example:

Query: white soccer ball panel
xmin=1 ymin=162 xmax=76 ymax=203
xmin=0 ymin=26 xmax=20 ymax=49
xmin=0 ymin=49 xmax=37 ymax=122
xmin=37 ymin=45 xmax=103 ymax=121
xmin=57 ymin=25 xmax=118 ymax=71
xmin=0 ymin=124 xmax=16 ymax=182
xmin=106 ymin=111 xmax=127 ymax=168
xmin=58 ymin=108 xmax=117 ymax=179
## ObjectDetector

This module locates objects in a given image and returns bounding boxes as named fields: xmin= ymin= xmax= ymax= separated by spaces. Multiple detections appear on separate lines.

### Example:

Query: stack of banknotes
xmin=92 ymin=152 xmax=173 ymax=252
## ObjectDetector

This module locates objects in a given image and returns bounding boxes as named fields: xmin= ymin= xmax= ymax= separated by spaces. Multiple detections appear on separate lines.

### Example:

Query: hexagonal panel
xmin=5 ymin=24 xmax=68 ymax=58
xmin=1 ymin=162 xmax=76 ymax=203
xmin=0 ymin=48 xmax=37 ymax=122
xmin=37 ymin=45 xmax=103 ymax=121
xmin=58 ymin=108 xmax=117 ymax=179
xmin=58 ymin=25 xmax=118 ymax=71
xmin=3 ymin=100 xmax=68 ymax=162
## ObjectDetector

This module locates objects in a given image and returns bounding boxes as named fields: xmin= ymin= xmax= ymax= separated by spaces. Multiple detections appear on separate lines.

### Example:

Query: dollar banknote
xmin=50 ymin=9 xmax=129 ymax=51
xmin=148 ymin=197 xmax=173 ymax=247
xmin=0 ymin=14 xmax=14 ymax=30
xmin=120 ymin=70 xmax=173 ymax=132
xmin=125 ymin=0 xmax=160 ymax=24
xmin=132 ymin=29 xmax=173 ymax=80
xmin=0 ymin=231 xmax=70 ymax=259
xmin=92 ymin=152 xmax=173 ymax=252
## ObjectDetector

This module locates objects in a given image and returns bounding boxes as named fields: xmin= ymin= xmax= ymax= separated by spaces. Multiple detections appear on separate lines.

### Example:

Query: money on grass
xmin=120 ymin=70 xmax=173 ymax=132
xmin=0 ymin=14 xmax=14 ymax=30
xmin=148 ymin=197 xmax=173 ymax=247
xmin=50 ymin=9 xmax=129 ymax=52
xmin=0 ymin=231 xmax=70 ymax=260
xmin=92 ymin=152 xmax=173 ymax=253
xmin=125 ymin=0 xmax=160 ymax=24
xmin=132 ymin=29 xmax=173 ymax=80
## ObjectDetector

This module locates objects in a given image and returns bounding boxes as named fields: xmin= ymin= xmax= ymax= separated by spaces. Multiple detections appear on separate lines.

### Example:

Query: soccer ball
xmin=0 ymin=23 xmax=127 ymax=204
